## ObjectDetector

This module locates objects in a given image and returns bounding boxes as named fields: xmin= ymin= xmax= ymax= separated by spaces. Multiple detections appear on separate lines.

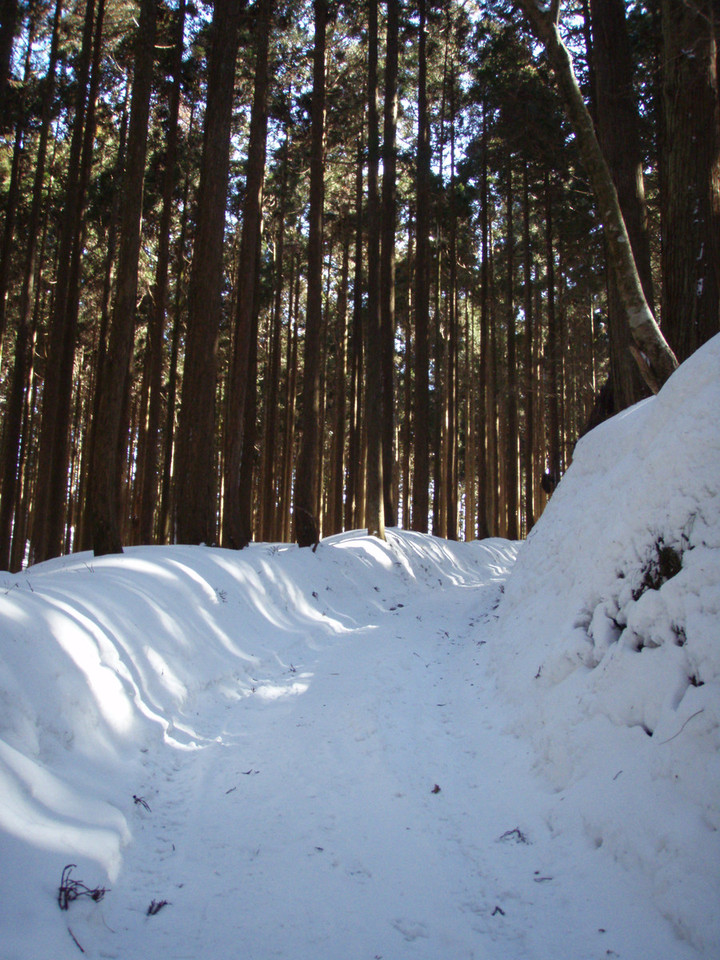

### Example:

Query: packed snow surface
xmin=1 ymin=336 xmax=718 ymax=959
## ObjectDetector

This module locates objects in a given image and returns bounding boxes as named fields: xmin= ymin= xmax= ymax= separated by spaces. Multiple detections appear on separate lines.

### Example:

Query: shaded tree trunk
xmin=412 ymin=0 xmax=430 ymax=533
xmin=365 ymin=0 xmax=385 ymax=541
xmin=590 ymin=0 xmax=653 ymax=412
xmin=518 ymin=0 xmax=677 ymax=392
xmin=32 ymin=0 xmax=98 ymax=562
xmin=660 ymin=0 xmax=720 ymax=360
xmin=88 ymin=0 xmax=156 ymax=556
xmin=295 ymin=0 xmax=327 ymax=548
xmin=380 ymin=0 xmax=399 ymax=528
xmin=138 ymin=0 xmax=186 ymax=544
xmin=0 ymin=0 xmax=61 ymax=570
xmin=223 ymin=0 xmax=273 ymax=549
xmin=174 ymin=0 xmax=241 ymax=545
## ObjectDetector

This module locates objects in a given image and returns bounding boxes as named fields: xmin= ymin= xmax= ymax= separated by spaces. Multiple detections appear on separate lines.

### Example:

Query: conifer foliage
xmin=0 ymin=0 xmax=716 ymax=566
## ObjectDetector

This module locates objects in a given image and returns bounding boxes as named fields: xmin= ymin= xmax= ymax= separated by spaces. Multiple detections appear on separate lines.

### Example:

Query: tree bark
xmin=589 ymin=0 xmax=654 ymax=412
xmin=518 ymin=0 xmax=677 ymax=392
xmin=31 ymin=0 xmax=97 ymax=562
xmin=175 ymin=0 xmax=241 ymax=546
xmin=137 ymin=0 xmax=186 ymax=544
xmin=89 ymin=0 xmax=156 ymax=556
xmin=660 ymin=0 xmax=720 ymax=360
xmin=380 ymin=0 xmax=399 ymax=528
xmin=223 ymin=0 xmax=273 ymax=549
xmin=412 ymin=0 xmax=431 ymax=533
xmin=365 ymin=0 xmax=385 ymax=541
xmin=295 ymin=0 xmax=327 ymax=548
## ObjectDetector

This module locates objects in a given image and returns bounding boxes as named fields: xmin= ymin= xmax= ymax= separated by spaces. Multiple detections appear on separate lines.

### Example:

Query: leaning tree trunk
xmin=518 ymin=0 xmax=677 ymax=393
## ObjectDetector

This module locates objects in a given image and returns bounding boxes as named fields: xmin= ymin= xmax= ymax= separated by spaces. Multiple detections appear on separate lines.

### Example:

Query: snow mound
xmin=492 ymin=334 xmax=720 ymax=955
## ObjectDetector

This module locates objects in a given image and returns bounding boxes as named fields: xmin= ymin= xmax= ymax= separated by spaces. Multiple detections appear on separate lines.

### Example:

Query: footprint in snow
xmin=391 ymin=918 xmax=429 ymax=941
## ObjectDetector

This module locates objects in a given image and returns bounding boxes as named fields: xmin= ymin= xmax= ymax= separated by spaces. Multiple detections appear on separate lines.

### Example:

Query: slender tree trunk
xmin=412 ymin=0 xmax=430 ymax=533
xmin=0 ymin=0 xmax=62 ymax=570
xmin=328 ymin=226 xmax=349 ymax=535
xmin=31 ymin=0 xmax=97 ymax=562
xmin=365 ymin=0 xmax=385 ymax=541
xmin=505 ymin=154 xmax=519 ymax=539
xmin=260 ymin=204 xmax=287 ymax=541
xmin=446 ymin=60 xmax=458 ymax=541
xmin=545 ymin=175 xmax=561 ymax=488
xmin=522 ymin=160 xmax=535 ymax=534
xmin=223 ymin=0 xmax=273 ymax=548
xmin=346 ymin=136 xmax=365 ymax=531
xmin=295 ymin=0 xmax=327 ymax=548
xmin=159 ymin=104 xmax=195 ymax=544
xmin=477 ymin=103 xmax=490 ymax=540
xmin=88 ymin=0 xmax=156 ymax=556
xmin=138 ymin=0 xmax=185 ymax=544
xmin=175 ymin=0 xmax=241 ymax=545
xmin=380 ymin=0 xmax=399 ymax=528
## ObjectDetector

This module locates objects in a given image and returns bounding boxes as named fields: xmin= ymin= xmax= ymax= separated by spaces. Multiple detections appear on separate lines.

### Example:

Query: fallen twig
xmin=658 ymin=709 xmax=704 ymax=745
xmin=67 ymin=927 xmax=85 ymax=953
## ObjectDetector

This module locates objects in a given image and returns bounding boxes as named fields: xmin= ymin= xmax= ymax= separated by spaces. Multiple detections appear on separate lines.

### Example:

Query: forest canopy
xmin=0 ymin=0 xmax=717 ymax=567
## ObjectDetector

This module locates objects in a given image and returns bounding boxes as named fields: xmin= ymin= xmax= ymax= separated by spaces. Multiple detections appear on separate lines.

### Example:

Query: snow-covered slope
xmin=491 ymin=333 xmax=720 ymax=955
xmin=0 ymin=337 xmax=717 ymax=960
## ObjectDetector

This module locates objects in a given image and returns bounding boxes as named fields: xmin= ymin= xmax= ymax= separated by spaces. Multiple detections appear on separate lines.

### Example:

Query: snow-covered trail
xmin=39 ymin=531 xmax=694 ymax=960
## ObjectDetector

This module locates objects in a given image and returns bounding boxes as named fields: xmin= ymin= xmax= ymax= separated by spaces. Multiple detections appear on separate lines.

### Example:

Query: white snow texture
xmin=0 ymin=334 xmax=718 ymax=959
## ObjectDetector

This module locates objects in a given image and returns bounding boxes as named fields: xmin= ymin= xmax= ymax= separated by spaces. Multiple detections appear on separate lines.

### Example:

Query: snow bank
xmin=491 ymin=334 xmax=720 ymax=955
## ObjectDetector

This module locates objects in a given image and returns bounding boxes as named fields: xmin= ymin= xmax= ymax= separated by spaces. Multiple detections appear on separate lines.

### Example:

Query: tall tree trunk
xmin=477 ymin=102 xmax=490 ymax=540
xmin=446 ymin=59 xmax=458 ymax=541
xmin=365 ymin=0 xmax=385 ymax=541
xmin=159 ymin=104 xmax=195 ymax=544
xmin=660 ymin=0 xmax=720 ymax=360
xmin=31 ymin=0 xmax=97 ymax=563
xmin=175 ymin=0 xmax=241 ymax=545
xmin=522 ymin=160 xmax=535 ymax=534
xmin=295 ymin=0 xmax=327 ymax=548
xmin=223 ymin=0 xmax=273 ymax=549
xmin=328 ymin=225 xmax=349 ymax=536
xmin=88 ymin=0 xmax=156 ymax=556
xmin=346 ymin=135 xmax=365 ymax=531
xmin=138 ymin=0 xmax=186 ymax=544
xmin=545 ymin=175 xmax=561 ymax=488
xmin=590 ymin=0 xmax=653 ymax=412
xmin=518 ymin=0 xmax=677 ymax=392
xmin=0 ymin=0 xmax=18 ymax=118
xmin=0 ymin=0 xmax=62 ymax=571
xmin=260 ymin=198 xmax=287 ymax=541
xmin=380 ymin=0 xmax=399 ymax=528
xmin=412 ymin=0 xmax=431 ymax=533
xmin=505 ymin=153 xmax=519 ymax=539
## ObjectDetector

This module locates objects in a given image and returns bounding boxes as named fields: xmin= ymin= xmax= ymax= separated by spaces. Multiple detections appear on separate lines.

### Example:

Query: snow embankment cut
xmin=491 ymin=334 xmax=720 ymax=955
